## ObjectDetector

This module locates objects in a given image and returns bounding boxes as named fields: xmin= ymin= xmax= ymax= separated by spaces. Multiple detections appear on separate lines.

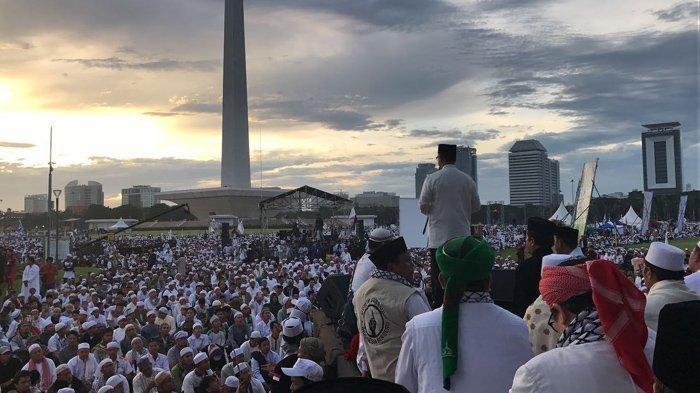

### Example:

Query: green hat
xmin=435 ymin=236 xmax=495 ymax=390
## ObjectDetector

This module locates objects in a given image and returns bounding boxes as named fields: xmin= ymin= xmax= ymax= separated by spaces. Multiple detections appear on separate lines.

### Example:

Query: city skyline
xmin=0 ymin=0 xmax=698 ymax=210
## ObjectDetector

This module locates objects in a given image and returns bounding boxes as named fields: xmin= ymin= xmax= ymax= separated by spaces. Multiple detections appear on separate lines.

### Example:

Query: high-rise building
xmin=354 ymin=191 xmax=400 ymax=208
xmin=641 ymin=122 xmax=682 ymax=195
xmin=121 ymin=185 xmax=162 ymax=208
xmin=456 ymin=145 xmax=478 ymax=186
xmin=64 ymin=180 xmax=104 ymax=212
xmin=24 ymin=194 xmax=48 ymax=214
xmin=415 ymin=163 xmax=437 ymax=198
xmin=508 ymin=140 xmax=560 ymax=206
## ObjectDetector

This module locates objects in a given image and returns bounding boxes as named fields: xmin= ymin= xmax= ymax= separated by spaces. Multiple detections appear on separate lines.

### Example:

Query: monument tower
xmin=221 ymin=0 xmax=251 ymax=188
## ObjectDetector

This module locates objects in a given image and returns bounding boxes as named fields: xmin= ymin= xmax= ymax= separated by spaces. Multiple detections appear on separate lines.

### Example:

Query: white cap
xmin=99 ymin=358 xmax=114 ymax=368
xmin=158 ymin=307 xmax=168 ymax=314
xmin=57 ymin=389 xmax=76 ymax=393
xmin=154 ymin=371 xmax=170 ymax=385
xmin=78 ymin=343 xmax=90 ymax=350
xmin=97 ymin=387 xmax=114 ymax=393
xmin=295 ymin=298 xmax=312 ymax=314
xmin=146 ymin=310 xmax=156 ymax=317
xmin=289 ymin=308 xmax=307 ymax=322
xmin=174 ymin=331 xmax=188 ymax=340
xmin=232 ymin=362 xmax=249 ymax=375
xmin=55 ymin=322 xmax=66 ymax=331
xmin=212 ymin=300 xmax=222 ymax=307
xmin=107 ymin=341 xmax=120 ymax=350
xmin=225 ymin=376 xmax=239 ymax=388
xmin=193 ymin=322 xmax=203 ymax=329
xmin=281 ymin=358 xmax=323 ymax=382
xmin=56 ymin=364 xmax=71 ymax=374
xmin=250 ymin=331 xmax=262 ymax=339
xmin=282 ymin=317 xmax=304 ymax=338
xmin=193 ymin=352 xmax=208 ymax=364
xmin=541 ymin=254 xmax=573 ymax=272
xmin=229 ymin=347 xmax=244 ymax=359
xmin=180 ymin=347 xmax=194 ymax=357
xmin=106 ymin=375 xmax=123 ymax=388
xmin=645 ymin=242 xmax=685 ymax=271
xmin=28 ymin=343 xmax=42 ymax=354
xmin=82 ymin=321 xmax=96 ymax=330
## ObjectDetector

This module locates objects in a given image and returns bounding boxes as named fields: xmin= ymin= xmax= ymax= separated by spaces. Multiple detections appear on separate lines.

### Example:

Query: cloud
xmin=170 ymin=102 xmax=220 ymax=114
xmin=52 ymin=56 xmax=218 ymax=72
xmin=0 ymin=141 xmax=36 ymax=148
xmin=405 ymin=128 xmax=500 ymax=144
xmin=652 ymin=2 xmax=699 ymax=22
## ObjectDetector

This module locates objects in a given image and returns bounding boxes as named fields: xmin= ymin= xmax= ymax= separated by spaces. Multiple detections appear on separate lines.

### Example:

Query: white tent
xmin=619 ymin=206 xmax=642 ymax=228
xmin=549 ymin=201 xmax=572 ymax=225
xmin=109 ymin=218 xmax=130 ymax=230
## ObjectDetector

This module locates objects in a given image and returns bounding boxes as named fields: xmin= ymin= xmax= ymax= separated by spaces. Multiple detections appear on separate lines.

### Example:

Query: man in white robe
xmin=511 ymin=260 xmax=656 ymax=393
xmin=396 ymin=236 xmax=532 ymax=392
xmin=67 ymin=343 xmax=99 ymax=386
xmin=21 ymin=257 xmax=41 ymax=299
xmin=640 ymin=242 xmax=699 ymax=331
xmin=683 ymin=241 xmax=700 ymax=293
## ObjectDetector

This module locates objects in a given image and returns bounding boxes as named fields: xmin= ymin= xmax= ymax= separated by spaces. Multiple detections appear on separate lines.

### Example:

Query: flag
xmin=641 ymin=191 xmax=653 ymax=235
xmin=17 ymin=220 xmax=24 ymax=236
xmin=349 ymin=207 xmax=357 ymax=233
xmin=237 ymin=220 xmax=244 ymax=235
xmin=675 ymin=195 xmax=688 ymax=235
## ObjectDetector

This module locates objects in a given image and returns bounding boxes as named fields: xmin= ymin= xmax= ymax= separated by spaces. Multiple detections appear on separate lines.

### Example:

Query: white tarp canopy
xmin=620 ymin=206 xmax=642 ymax=228
xmin=549 ymin=201 xmax=572 ymax=225
xmin=109 ymin=218 xmax=130 ymax=230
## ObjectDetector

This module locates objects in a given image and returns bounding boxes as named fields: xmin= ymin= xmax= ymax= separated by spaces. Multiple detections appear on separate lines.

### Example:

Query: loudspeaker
xmin=221 ymin=223 xmax=231 ymax=246
xmin=316 ymin=274 xmax=351 ymax=321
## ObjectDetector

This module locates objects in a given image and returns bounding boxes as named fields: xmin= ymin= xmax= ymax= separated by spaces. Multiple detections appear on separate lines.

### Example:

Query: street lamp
xmin=53 ymin=189 xmax=62 ymax=262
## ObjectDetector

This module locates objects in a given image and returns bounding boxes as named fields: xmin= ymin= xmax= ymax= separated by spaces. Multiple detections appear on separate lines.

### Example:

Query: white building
xmin=24 ymin=194 xmax=48 ymax=214
xmin=122 ymin=185 xmax=162 ymax=208
xmin=354 ymin=191 xmax=400 ymax=208
xmin=508 ymin=140 xmax=561 ymax=206
xmin=65 ymin=180 xmax=104 ymax=212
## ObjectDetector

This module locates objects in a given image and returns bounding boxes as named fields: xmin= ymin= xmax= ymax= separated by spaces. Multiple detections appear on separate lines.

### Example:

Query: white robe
xmin=21 ymin=264 xmax=40 ymax=298
xmin=510 ymin=332 xmax=656 ymax=393
xmin=644 ymin=279 xmax=700 ymax=331
xmin=395 ymin=302 xmax=533 ymax=393
xmin=684 ymin=271 xmax=700 ymax=293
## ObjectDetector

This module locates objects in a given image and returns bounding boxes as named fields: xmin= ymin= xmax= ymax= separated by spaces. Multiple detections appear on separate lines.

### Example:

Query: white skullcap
xmin=282 ymin=317 xmax=304 ymax=338
xmin=295 ymin=298 xmax=312 ymax=313
xmin=55 ymin=322 xmax=66 ymax=331
xmin=146 ymin=310 xmax=156 ymax=317
xmin=154 ymin=371 xmax=170 ymax=385
xmin=645 ymin=242 xmax=685 ymax=271
xmin=57 ymin=389 xmax=75 ymax=393
xmin=158 ymin=307 xmax=168 ymax=314
xmin=82 ymin=321 xmax=96 ymax=330
xmin=541 ymin=254 xmax=573 ymax=272
xmin=106 ymin=375 xmax=123 ymax=388
xmin=174 ymin=331 xmax=188 ymax=340
xmin=224 ymin=376 xmax=239 ymax=388
xmin=56 ymin=364 xmax=71 ymax=374
xmin=97 ymin=387 xmax=114 ymax=393
xmin=232 ymin=362 xmax=249 ymax=375
xmin=180 ymin=347 xmax=193 ymax=357
xmin=99 ymin=358 xmax=114 ymax=368
xmin=116 ymin=315 xmax=126 ymax=322
xmin=28 ymin=343 xmax=42 ymax=353
xmin=107 ymin=341 xmax=120 ymax=350
xmin=250 ymin=331 xmax=262 ymax=339
xmin=193 ymin=352 xmax=208 ymax=364
xmin=230 ymin=347 xmax=244 ymax=359
xmin=193 ymin=322 xmax=203 ymax=329
xmin=212 ymin=300 xmax=222 ymax=307
xmin=78 ymin=343 xmax=90 ymax=350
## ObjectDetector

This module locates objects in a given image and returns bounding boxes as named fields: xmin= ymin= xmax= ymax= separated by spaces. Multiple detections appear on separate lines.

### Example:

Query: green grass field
xmin=4 ymin=266 xmax=100 ymax=294
xmin=496 ymin=237 xmax=700 ymax=260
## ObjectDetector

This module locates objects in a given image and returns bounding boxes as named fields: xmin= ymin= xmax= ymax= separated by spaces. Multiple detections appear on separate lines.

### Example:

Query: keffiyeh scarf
xmin=557 ymin=308 xmax=605 ymax=348
xmin=370 ymin=269 xmax=414 ymax=288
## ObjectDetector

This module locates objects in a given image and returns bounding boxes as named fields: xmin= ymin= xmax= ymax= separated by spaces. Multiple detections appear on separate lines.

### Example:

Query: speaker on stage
xmin=316 ymin=274 xmax=351 ymax=321
xmin=221 ymin=223 xmax=231 ymax=246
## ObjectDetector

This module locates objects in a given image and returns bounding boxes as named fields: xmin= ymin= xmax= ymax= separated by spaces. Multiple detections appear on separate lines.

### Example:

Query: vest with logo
xmin=354 ymin=276 xmax=418 ymax=381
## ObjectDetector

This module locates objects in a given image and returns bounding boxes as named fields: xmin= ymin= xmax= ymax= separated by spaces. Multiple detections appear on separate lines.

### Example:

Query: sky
xmin=0 ymin=0 xmax=698 ymax=210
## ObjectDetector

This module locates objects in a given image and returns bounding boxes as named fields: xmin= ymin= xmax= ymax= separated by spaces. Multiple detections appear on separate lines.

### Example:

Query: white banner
xmin=641 ymin=191 xmax=653 ymax=235
xmin=675 ymin=195 xmax=688 ymax=235
xmin=572 ymin=159 xmax=598 ymax=239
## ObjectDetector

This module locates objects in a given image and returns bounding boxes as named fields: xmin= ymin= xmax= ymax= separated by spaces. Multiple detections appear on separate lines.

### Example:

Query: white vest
xmin=354 ymin=277 xmax=417 ymax=381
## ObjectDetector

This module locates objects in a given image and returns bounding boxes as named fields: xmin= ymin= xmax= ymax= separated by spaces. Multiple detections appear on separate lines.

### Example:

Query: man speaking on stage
xmin=419 ymin=143 xmax=481 ymax=308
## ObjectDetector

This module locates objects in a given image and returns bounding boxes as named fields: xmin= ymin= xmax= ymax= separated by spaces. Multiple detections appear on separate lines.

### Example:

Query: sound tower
xmin=221 ymin=223 xmax=231 ymax=246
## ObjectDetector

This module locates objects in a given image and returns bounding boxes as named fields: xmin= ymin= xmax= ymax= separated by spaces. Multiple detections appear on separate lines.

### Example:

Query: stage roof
xmin=259 ymin=185 xmax=352 ymax=213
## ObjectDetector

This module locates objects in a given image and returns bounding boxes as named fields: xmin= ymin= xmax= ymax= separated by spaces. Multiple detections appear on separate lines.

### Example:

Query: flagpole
xmin=46 ymin=126 xmax=54 ymax=260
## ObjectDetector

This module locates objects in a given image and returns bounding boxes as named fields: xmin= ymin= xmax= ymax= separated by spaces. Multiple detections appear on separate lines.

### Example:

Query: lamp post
xmin=53 ymin=189 xmax=62 ymax=262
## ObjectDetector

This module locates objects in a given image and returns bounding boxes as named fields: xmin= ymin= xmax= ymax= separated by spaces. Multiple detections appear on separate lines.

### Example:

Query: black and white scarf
xmin=371 ymin=269 xmax=414 ymax=288
xmin=557 ymin=308 xmax=605 ymax=348
xmin=460 ymin=291 xmax=494 ymax=304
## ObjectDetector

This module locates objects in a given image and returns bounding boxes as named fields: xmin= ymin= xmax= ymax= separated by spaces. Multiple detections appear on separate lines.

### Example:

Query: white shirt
xmin=510 ymin=333 xmax=656 ymax=393
xmin=133 ymin=368 xmax=164 ymax=393
xmin=684 ymin=271 xmax=700 ymax=293
xmin=419 ymin=164 xmax=480 ymax=248
xmin=148 ymin=352 xmax=170 ymax=371
xmin=251 ymin=350 xmax=282 ymax=383
xmin=396 ymin=302 xmax=533 ymax=393
xmin=182 ymin=369 xmax=213 ymax=393
xmin=21 ymin=263 xmax=41 ymax=298
xmin=67 ymin=354 xmax=99 ymax=384
xmin=22 ymin=358 xmax=56 ymax=391
xmin=351 ymin=253 xmax=375 ymax=295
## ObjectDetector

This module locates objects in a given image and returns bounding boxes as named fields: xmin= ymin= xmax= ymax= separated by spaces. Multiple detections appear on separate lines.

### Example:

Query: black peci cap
xmin=653 ymin=300 xmax=700 ymax=393
xmin=526 ymin=217 xmax=555 ymax=236
xmin=369 ymin=237 xmax=408 ymax=268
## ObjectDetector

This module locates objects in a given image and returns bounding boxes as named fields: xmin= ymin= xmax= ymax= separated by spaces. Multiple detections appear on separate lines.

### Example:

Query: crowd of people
xmin=0 ymin=143 xmax=696 ymax=393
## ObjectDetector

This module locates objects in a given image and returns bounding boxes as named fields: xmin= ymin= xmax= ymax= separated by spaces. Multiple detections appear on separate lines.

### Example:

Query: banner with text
xmin=675 ymin=195 xmax=688 ymax=234
xmin=641 ymin=191 xmax=653 ymax=235
xmin=572 ymin=158 xmax=598 ymax=240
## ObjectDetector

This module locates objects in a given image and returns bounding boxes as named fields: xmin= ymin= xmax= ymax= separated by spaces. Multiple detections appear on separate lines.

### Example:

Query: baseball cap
xmin=281 ymin=358 xmax=323 ymax=382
